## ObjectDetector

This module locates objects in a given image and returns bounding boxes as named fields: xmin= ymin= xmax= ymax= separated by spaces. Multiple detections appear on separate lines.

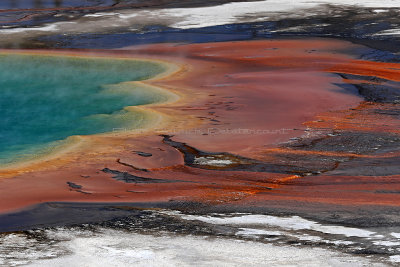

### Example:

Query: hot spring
xmin=0 ymin=53 xmax=170 ymax=166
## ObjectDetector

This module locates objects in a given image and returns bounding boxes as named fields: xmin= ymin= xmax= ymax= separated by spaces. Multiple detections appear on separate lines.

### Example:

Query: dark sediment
xmin=66 ymin=181 xmax=82 ymax=189
xmin=337 ymin=74 xmax=400 ymax=103
xmin=287 ymin=131 xmax=400 ymax=154
xmin=102 ymin=168 xmax=173 ymax=183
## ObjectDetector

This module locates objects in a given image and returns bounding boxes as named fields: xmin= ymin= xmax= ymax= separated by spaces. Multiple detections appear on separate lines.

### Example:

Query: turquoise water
xmin=0 ymin=54 xmax=168 ymax=165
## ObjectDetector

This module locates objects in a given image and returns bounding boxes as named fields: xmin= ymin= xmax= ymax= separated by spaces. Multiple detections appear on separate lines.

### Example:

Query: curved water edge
xmin=0 ymin=52 xmax=181 ymax=171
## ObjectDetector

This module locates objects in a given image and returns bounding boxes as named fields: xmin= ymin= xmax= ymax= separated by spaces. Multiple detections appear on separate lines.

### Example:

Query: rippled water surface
xmin=0 ymin=54 xmax=166 ymax=165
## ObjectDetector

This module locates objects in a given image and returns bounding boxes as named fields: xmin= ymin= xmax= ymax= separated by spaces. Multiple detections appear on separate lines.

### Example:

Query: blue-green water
xmin=0 ymin=54 xmax=168 ymax=166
